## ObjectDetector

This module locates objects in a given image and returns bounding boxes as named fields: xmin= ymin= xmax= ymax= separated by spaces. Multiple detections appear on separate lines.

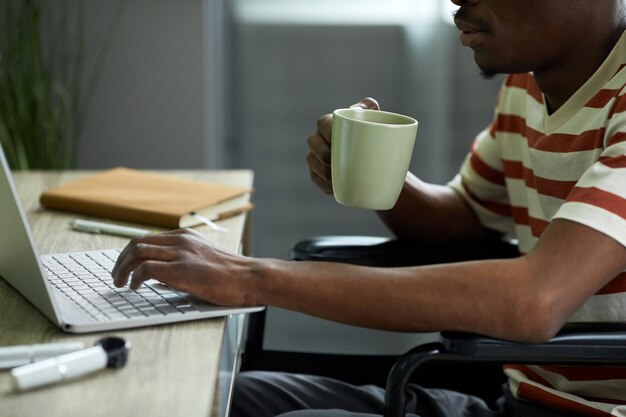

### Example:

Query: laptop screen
xmin=0 ymin=144 xmax=59 ymax=324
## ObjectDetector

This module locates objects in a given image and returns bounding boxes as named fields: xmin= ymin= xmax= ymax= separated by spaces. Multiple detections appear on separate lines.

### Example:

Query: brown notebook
xmin=39 ymin=168 xmax=254 ymax=229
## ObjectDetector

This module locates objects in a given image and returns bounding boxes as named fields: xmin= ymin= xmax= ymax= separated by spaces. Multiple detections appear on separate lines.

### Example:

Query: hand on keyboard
xmin=111 ymin=228 xmax=262 ymax=308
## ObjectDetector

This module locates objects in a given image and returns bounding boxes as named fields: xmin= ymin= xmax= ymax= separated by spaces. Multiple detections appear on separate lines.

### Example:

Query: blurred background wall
xmin=68 ymin=0 xmax=502 ymax=260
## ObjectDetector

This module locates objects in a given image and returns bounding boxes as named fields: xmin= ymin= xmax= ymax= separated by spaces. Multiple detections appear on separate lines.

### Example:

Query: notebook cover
xmin=39 ymin=168 xmax=253 ymax=229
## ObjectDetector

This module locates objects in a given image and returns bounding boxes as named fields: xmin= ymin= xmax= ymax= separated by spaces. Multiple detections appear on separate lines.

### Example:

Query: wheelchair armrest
xmin=290 ymin=235 xmax=520 ymax=266
xmin=441 ymin=324 xmax=626 ymax=362
xmin=384 ymin=323 xmax=626 ymax=417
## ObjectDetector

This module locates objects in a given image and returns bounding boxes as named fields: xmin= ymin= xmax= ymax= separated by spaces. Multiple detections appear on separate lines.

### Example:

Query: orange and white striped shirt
xmin=448 ymin=30 xmax=626 ymax=415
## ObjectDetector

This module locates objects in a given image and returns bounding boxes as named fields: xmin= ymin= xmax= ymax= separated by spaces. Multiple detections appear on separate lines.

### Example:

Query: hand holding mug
xmin=306 ymin=98 xmax=380 ymax=195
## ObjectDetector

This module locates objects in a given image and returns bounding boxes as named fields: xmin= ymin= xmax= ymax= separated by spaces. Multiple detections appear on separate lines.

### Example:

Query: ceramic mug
xmin=331 ymin=108 xmax=418 ymax=210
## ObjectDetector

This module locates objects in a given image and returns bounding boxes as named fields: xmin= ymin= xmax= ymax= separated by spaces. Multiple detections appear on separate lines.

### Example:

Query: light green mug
xmin=331 ymin=108 xmax=418 ymax=210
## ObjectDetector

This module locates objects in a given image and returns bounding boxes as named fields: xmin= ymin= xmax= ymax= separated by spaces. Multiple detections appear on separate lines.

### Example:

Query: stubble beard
xmin=478 ymin=66 xmax=499 ymax=80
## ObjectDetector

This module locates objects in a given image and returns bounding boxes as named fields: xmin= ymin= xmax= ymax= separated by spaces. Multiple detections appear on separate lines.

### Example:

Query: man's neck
xmin=535 ymin=25 xmax=626 ymax=114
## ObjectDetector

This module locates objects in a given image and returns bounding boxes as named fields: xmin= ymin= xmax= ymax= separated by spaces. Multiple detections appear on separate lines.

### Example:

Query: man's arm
xmin=376 ymin=172 xmax=491 ymax=242
xmin=111 ymin=218 xmax=626 ymax=344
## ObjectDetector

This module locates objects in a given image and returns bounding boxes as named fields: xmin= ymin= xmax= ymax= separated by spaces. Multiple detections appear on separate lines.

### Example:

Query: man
xmin=112 ymin=0 xmax=626 ymax=415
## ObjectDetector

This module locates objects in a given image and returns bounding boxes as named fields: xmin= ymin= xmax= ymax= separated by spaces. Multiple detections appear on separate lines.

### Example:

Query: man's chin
xmin=477 ymin=65 xmax=500 ymax=80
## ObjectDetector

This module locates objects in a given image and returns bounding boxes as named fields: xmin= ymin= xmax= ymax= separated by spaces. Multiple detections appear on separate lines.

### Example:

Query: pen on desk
xmin=70 ymin=219 xmax=150 ymax=238
xmin=0 ymin=342 xmax=85 ymax=370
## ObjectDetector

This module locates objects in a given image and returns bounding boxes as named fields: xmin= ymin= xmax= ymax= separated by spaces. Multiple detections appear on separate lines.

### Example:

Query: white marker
xmin=11 ymin=337 xmax=130 ymax=391
xmin=0 ymin=342 xmax=85 ymax=369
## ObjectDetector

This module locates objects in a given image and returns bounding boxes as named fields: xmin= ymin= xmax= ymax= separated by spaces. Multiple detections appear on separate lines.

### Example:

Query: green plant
xmin=0 ymin=0 xmax=84 ymax=169
xmin=0 ymin=0 xmax=127 ymax=170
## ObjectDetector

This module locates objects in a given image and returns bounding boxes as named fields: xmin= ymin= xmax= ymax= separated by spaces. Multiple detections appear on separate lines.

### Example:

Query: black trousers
xmin=231 ymin=371 xmax=572 ymax=417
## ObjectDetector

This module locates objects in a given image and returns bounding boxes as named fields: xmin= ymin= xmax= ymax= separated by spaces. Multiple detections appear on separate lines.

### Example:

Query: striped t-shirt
xmin=448 ymin=30 xmax=626 ymax=415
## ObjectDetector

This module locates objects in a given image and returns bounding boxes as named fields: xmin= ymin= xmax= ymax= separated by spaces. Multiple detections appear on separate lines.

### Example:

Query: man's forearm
xmin=377 ymin=173 xmax=489 ymax=242
xmin=247 ymin=219 xmax=626 ymax=344
xmin=250 ymin=255 xmax=553 ymax=343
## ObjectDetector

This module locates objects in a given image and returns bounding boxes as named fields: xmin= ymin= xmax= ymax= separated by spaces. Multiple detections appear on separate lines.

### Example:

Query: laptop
xmin=0 ymin=145 xmax=264 ymax=333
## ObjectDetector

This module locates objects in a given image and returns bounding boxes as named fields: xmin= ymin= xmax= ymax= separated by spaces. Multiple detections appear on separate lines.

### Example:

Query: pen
xmin=70 ymin=219 xmax=150 ymax=238
xmin=0 ymin=342 xmax=85 ymax=370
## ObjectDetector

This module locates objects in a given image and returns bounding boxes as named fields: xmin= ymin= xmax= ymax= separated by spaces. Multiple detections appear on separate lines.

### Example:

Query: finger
xmin=112 ymin=231 xmax=192 ymax=276
xmin=113 ymin=234 xmax=175 ymax=272
xmin=307 ymin=153 xmax=331 ymax=182
xmin=307 ymin=134 xmax=331 ymax=166
xmin=128 ymin=260 xmax=172 ymax=291
xmin=310 ymin=170 xmax=333 ymax=195
xmin=350 ymin=97 xmax=380 ymax=110
xmin=113 ymin=243 xmax=178 ymax=287
xmin=315 ymin=114 xmax=333 ymax=144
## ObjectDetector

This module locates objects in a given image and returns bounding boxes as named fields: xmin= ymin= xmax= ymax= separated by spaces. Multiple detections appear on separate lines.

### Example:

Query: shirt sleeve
xmin=448 ymin=120 xmax=515 ymax=236
xmin=552 ymin=89 xmax=626 ymax=248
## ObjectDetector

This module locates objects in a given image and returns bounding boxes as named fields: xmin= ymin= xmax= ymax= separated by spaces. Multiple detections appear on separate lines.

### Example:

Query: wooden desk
xmin=0 ymin=170 xmax=254 ymax=417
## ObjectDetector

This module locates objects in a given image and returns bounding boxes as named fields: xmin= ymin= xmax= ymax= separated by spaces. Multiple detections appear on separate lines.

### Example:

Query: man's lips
xmin=454 ymin=18 xmax=488 ymax=47
xmin=454 ymin=19 xmax=483 ymax=33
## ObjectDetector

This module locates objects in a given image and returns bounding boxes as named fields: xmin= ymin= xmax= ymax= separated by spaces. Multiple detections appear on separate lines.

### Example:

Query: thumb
xmin=350 ymin=97 xmax=380 ymax=111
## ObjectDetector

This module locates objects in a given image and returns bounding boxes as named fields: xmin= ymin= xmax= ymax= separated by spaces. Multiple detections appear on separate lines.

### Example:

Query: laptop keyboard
xmin=42 ymin=249 xmax=197 ymax=322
